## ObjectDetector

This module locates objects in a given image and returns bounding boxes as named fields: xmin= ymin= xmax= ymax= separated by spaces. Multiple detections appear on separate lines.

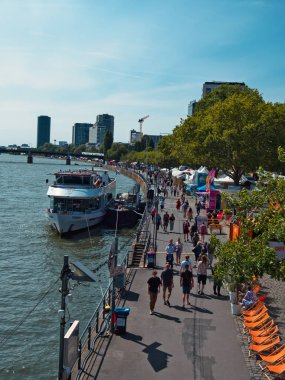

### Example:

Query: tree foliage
xmin=157 ymin=85 xmax=285 ymax=184
xmin=214 ymin=171 xmax=285 ymax=293
xmin=103 ymin=130 xmax=113 ymax=154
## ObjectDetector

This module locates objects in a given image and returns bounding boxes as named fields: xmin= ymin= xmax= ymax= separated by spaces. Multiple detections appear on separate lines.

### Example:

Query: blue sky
xmin=0 ymin=0 xmax=284 ymax=146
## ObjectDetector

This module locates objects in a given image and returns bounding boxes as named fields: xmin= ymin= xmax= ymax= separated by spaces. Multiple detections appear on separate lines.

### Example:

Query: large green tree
xmin=158 ymin=85 xmax=285 ymax=184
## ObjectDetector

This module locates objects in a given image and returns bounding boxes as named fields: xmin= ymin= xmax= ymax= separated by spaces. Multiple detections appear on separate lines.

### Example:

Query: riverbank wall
xmin=104 ymin=165 xmax=148 ymax=196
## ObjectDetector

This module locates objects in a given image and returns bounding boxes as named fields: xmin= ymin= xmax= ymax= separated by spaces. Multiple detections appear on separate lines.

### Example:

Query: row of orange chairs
xmin=241 ymin=288 xmax=285 ymax=379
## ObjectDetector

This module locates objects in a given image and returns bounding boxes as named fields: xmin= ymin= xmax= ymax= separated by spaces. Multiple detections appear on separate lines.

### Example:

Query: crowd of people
xmin=145 ymin=175 xmax=224 ymax=315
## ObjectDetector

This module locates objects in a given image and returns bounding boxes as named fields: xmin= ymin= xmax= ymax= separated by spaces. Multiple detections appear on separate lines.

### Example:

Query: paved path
xmin=83 ymin=193 xmax=252 ymax=380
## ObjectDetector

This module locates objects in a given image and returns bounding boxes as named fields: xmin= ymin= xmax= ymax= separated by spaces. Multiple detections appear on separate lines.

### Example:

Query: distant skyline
xmin=1 ymin=0 xmax=285 ymax=146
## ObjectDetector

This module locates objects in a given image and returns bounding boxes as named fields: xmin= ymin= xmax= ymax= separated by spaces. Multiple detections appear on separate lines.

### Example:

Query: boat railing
xmin=73 ymin=249 xmax=132 ymax=379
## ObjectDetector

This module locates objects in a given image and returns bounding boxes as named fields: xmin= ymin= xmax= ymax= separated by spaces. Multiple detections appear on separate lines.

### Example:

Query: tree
xmin=103 ymin=131 xmax=113 ymax=154
xmin=159 ymin=86 xmax=285 ymax=185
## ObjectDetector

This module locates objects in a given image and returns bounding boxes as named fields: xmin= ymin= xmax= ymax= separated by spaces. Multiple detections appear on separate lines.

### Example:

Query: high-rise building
xmin=89 ymin=114 xmax=114 ymax=146
xmin=37 ymin=115 xmax=51 ymax=147
xmin=188 ymin=100 xmax=197 ymax=116
xmin=130 ymin=129 xmax=141 ymax=144
xmin=72 ymin=123 xmax=92 ymax=146
xmin=202 ymin=81 xmax=245 ymax=98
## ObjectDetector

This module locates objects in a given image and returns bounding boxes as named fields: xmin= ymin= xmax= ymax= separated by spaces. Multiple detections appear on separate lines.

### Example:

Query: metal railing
xmin=73 ymin=251 xmax=131 ymax=380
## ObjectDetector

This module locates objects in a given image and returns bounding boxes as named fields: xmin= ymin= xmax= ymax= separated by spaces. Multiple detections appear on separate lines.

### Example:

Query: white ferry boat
xmin=46 ymin=169 xmax=116 ymax=234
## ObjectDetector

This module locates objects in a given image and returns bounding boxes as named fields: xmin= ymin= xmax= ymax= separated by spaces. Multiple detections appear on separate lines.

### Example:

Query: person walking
xmin=169 ymin=213 xmax=175 ymax=231
xmin=200 ymin=221 xmax=207 ymax=242
xmin=176 ymin=198 xmax=181 ymax=211
xmin=160 ymin=197 xmax=165 ymax=211
xmin=192 ymin=241 xmax=202 ymax=267
xmin=182 ymin=200 xmax=189 ymax=218
xmin=175 ymin=237 xmax=183 ymax=265
xmin=165 ymin=239 xmax=175 ymax=268
xmin=147 ymin=270 xmax=162 ymax=314
xmin=161 ymin=263 xmax=173 ymax=306
xmin=196 ymin=201 xmax=201 ymax=216
xmin=207 ymin=242 xmax=214 ymax=268
xmin=197 ymin=255 xmax=208 ymax=295
xmin=151 ymin=206 xmax=156 ymax=221
xmin=180 ymin=254 xmax=192 ymax=272
xmin=180 ymin=265 xmax=194 ymax=307
xmin=182 ymin=219 xmax=190 ymax=242
xmin=187 ymin=207 xmax=193 ymax=222
xmin=212 ymin=264 xmax=222 ymax=296
xmin=163 ymin=211 xmax=170 ymax=232
xmin=155 ymin=212 xmax=162 ymax=231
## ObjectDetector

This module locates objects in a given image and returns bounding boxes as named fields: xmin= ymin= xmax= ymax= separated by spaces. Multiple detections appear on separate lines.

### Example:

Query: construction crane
xmin=138 ymin=115 xmax=150 ymax=141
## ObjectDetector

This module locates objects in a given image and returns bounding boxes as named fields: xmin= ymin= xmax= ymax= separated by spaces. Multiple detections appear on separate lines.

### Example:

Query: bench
xmin=208 ymin=219 xmax=222 ymax=234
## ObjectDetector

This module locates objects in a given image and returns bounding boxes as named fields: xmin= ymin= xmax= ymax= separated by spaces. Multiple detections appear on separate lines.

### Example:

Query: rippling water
xmin=0 ymin=155 xmax=136 ymax=380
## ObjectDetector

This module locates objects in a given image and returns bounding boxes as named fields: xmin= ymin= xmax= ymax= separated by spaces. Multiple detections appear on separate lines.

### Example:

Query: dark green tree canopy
xmin=158 ymin=85 xmax=285 ymax=184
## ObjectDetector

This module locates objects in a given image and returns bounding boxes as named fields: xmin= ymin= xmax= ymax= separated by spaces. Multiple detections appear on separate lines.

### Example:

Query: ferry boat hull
xmin=45 ymin=169 xmax=116 ymax=235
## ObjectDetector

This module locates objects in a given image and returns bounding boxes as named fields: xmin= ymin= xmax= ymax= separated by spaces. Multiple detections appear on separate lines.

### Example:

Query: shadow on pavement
xmin=120 ymin=333 xmax=172 ymax=372
xmin=153 ymin=311 xmax=182 ymax=322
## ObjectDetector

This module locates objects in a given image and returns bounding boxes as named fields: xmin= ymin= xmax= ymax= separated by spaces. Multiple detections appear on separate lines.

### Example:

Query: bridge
xmin=0 ymin=148 xmax=104 ymax=164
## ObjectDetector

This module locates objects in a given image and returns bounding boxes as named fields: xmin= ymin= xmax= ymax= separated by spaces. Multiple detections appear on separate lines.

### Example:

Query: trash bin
xmin=147 ymin=250 xmax=156 ymax=268
xmin=114 ymin=307 xmax=130 ymax=334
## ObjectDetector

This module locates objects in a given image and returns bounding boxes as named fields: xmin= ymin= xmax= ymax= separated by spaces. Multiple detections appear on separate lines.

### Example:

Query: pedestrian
xmin=180 ymin=265 xmax=194 ymax=307
xmin=190 ymin=223 xmax=197 ymax=242
xmin=180 ymin=254 xmax=192 ymax=272
xmin=169 ymin=213 xmax=175 ymax=231
xmin=165 ymin=239 xmax=175 ymax=268
xmin=160 ymin=197 xmax=165 ymax=211
xmin=151 ymin=206 xmax=156 ymax=221
xmin=192 ymin=241 xmax=203 ymax=267
xmin=200 ymin=221 xmax=207 ymax=242
xmin=161 ymin=263 xmax=173 ymax=306
xmin=207 ymin=242 xmax=214 ymax=267
xmin=163 ymin=211 xmax=170 ymax=232
xmin=192 ymin=231 xmax=200 ymax=246
xmin=175 ymin=237 xmax=183 ymax=265
xmin=176 ymin=198 xmax=181 ymax=211
xmin=197 ymin=254 xmax=208 ymax=295
xmin=182 ymin=219 xmax=190 ymax=242
xmin=196 ymin=201 xmax=201 ymax=216
xmin=212 ymin=264 xmax=222 ymax=296
xmin=147 ymin=270 xmax=162 ymax=315
xmin=182 ymin=200 xmax=189 ymax=218
xmin=187 ymin=207 xmax=193 ymax=222
xmin=155 ymin=212 xmax=162 ymax=231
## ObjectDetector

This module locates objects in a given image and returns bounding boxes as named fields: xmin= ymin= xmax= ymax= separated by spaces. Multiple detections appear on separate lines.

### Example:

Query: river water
xmin=0 ymin=155 xmax=137 ymax=380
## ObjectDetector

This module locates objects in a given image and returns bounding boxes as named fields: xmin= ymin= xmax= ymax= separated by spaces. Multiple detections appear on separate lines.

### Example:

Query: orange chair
xmin=259 ymin=344 xmax=285 ymax=368
xmin=248 ymin=320 xmax=275 ymax=337
xmin=263 ymin=361 xmax=285 ymax=380
xmin=250 ymin=326 xmax=279 ymax=345
xmin=243 ymin=306 xmax=268 ymax=322
xmin=243 ymin=313 xmax=270 ymax=329
xmin=242 ymin=301 xmax=265 ymax=316
xmin=242 ymin=304 xmax=267 ymax=320
xmin=249 ymin=336 xmax=280 ymax=357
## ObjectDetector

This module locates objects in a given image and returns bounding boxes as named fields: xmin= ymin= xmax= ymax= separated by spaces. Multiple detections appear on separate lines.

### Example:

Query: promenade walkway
xmin=81 ymin=193 xmax=254 ymax=380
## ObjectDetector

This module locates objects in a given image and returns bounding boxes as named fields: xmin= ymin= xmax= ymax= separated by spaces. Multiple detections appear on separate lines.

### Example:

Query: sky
xmin=0 ymin=0 xmax=284 ymax=146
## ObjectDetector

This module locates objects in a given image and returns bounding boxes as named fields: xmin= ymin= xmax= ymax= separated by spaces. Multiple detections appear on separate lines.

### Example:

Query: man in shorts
xmin=161 ymin=263 xmax=173 ymax=306
xmin=180 ymin=265 xmax=194 ymax=307
xmin=180 ymin=255 xmax=193 ymax=273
